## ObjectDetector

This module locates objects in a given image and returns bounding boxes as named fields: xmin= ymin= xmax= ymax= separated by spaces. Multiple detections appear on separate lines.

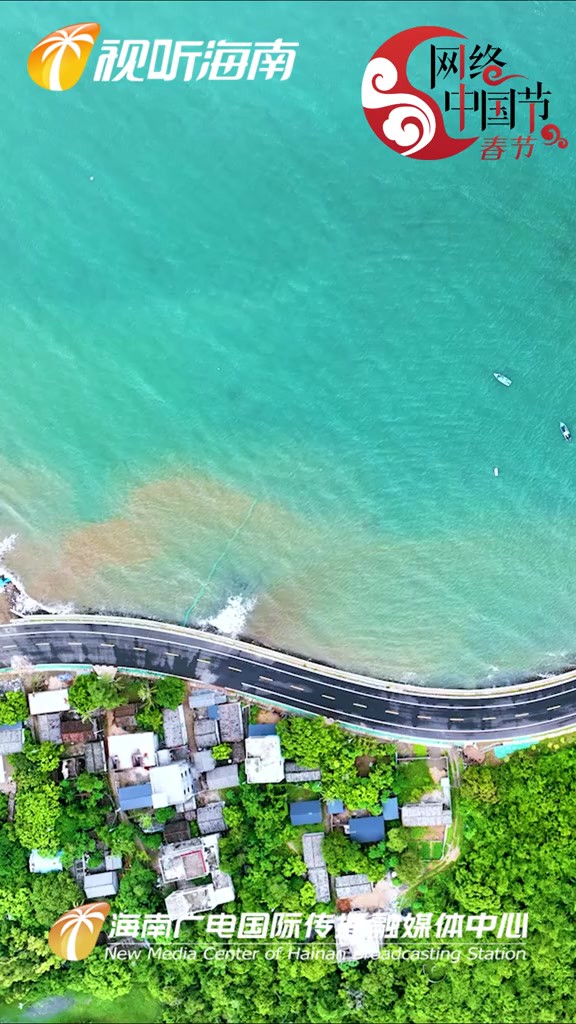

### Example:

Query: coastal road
xmin=2 ymin=614 xmax=576 ymax=744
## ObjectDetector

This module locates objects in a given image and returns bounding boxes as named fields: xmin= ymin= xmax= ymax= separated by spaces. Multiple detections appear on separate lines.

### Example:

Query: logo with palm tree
xmin=48 ymin=902 xmax=111 ymax=960
xmin=28 ymin=22 xmax=101 ymax=92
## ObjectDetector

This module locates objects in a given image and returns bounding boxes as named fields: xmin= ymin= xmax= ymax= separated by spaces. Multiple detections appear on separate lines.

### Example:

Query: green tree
xmin=386 ymin=827 xmax=409 ymax=853
xmin=154 ymin=676 xmax=187 ymax=709
xmin=212 ymin=742 xmax=232 ymax=761
xmin=68 ymin=672 xmax=123 ymax=718
xmin=461 ymin=765 xmax=499 ymax=803
xmin=393 ymin=760 xmax=435 ymax=804
xmin=30 ymin=873 xmax=83 ymax=928
xmin=0 ymin=690 xmax=28 ymax=725
xmin=14 ymin=781 xmax=61 ymax=853
xmin=136 ymin=705 xmax=163 ymax=733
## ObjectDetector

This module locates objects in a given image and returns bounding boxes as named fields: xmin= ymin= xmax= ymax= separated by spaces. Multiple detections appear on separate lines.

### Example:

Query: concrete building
xmin=162 ymin=705 xmax=187 ymax=749
xmin=165 ymin=872 xmax=235 ymax=919
xmin=334 ymin=912 xmax=382 ymax=961
xmin=159 ymin=835 xmax=220 ymax=883
xmin=149 ymin=761 xmax=197 ymax=810
xmin=84 ymin=871 xmax=119 ymax=899
xmin=107 ymin=732 xmax=158 ymax=771
xmin=245 ymin=734 xmax=284 ymax=784
xmin=205 ymin=764 xmax=239 ymax=790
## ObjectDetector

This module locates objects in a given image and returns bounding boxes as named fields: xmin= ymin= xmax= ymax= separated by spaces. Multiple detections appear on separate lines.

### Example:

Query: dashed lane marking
xmin=353 ymin=703 xmax=367 ymax=709
xmin=259 ymin=676 xmax=274 ymax=682
xmin=322 ymin=694 xmax=335 ymax=700
xmin=228 ymin=666 xmax=242 ymax=672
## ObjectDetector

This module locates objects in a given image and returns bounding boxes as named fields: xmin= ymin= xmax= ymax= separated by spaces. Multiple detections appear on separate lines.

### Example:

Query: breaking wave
xmin=199 ymin=594 xmax=257 ymax=638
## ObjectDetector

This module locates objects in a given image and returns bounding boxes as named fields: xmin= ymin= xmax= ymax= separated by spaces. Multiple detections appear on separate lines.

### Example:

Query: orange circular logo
xmin=28 ymin=23 xmax=101 ymax=92
xmin=48 ymin=901 xmax=110 ymax=961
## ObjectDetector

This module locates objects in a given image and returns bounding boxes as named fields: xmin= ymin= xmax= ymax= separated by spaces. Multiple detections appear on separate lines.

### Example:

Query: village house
xmin=160 ymin=834 xmax=236 ymax=918
xmin=205 ymin=764 xmax=239 ymax=790
xmin=334 ymin=911 xmax=382 ymax=961
xmin=302 ymin=832 xmax=330 ymax=903
xmin=401 ymin=778 xmax=452 ymax=827
xmin=117 ymin=782 xmax=153 ymax=811
xmin=197 ymin=801 xmax=226 ymax=834
xmin=162 ymin=705 xmax=187 ymax=749
xmin=149 ymin=761 xmax=197 ymax=810
xmin=28 ymin=688 xmax=70 ymax=716
xmin=245 ymin=733 xmax=284 ymax=784
xmin=85 ymin=739 xmax=106 ymax=773
xmin=107 ymin=732 xmax=158 ymax=771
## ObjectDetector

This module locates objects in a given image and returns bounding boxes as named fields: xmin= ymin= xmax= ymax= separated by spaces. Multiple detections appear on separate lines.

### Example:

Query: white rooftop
xmin=149 ymin=762 xmax=196 ymax=809
xmin=29 ymin=850 xmax=63 ymax=874
xmin=245 ymin=734 xmax=284 ymax=784
xmin=107 ymin=732 xmax=158 ymax=770
xmin=334 ymin=912 xmax=381 ymax=961
xmin=165 ymin=873 xmax=235 ymax=919
xmin=28 ymin=689 xmax=70 ymax=716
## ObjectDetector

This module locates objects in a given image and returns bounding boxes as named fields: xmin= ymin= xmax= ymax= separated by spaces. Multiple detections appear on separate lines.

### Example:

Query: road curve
xmin=2 ymin=614 xmax=576 ymax=744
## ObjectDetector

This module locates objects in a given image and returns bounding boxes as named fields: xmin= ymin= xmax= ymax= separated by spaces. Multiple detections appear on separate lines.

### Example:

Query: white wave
xmin=0 ymin=533 xmax=73 ymax=617
xmin=199 ymin=594 xmax=257 ymax=638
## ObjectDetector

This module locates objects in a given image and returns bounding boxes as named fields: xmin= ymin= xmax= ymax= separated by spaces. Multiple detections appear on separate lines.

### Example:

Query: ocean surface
xmin=0 ymin=0 xmax=575 ymax=687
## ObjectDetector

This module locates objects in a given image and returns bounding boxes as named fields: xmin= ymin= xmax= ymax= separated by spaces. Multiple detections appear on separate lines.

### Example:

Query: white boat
xmin=560 ymin=422 xmax=572 ymax=442
xmin=493 ymin=372 xmax=512 ymax=387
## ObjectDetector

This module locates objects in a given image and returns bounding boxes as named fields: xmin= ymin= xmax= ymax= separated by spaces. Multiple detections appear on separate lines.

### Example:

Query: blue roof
xmin=207 ymin=705 xmax=220 ymax=720
xmin=248 ymin=723 xmax=277 ymax=737
xmin=118 ymin=783 xmax=152 ymax=811
xmin=349 ymin=815 xmax=385 ymax=844
xmin=382 ymin=797 xmax=399 ymax=820
xmin=0 ymin=723 xmax=22 ymax=733
xmin=327 ymin=799 xmax=344 ymax=814
xmin=289 ymin=800 xmax=323 ymax=826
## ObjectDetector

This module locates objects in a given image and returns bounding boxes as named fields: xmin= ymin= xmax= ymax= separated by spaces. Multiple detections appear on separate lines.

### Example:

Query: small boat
xmin=493 ymin=467 xmax=499 ymax=477
xmin=560 ymin=422 xmax=572 ymax=442
xmin=493 ymin=372 xmax=512 ymax=387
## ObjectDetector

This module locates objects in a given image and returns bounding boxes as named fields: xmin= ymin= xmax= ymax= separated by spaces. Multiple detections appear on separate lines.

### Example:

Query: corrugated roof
xmin=327 ymin=798 xmax=344 ymax=814
xmin=248 ymin=723 xmax=277 ymax=737
xmin=382 ymin=797 xmax=399 ymax=820
xmin=289 ymin=800 xmax=323 ymax=826
xmin=349 ymin=815 xmax=385 ymax=844
xmin=118 ymin=783 xmax=152 ymax=811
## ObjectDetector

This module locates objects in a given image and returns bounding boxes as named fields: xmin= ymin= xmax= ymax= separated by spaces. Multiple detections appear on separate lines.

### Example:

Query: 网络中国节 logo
xmin=28 ymin=23 xmax=101 ymax=91
xmin=362 ymin=26 xmax=568 ymax=161
xmin=48 ymin=902 xmax=110 ymax=960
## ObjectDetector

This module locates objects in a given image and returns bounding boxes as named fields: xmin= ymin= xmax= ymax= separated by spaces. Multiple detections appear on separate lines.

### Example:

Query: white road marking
xmin=259 ymin=676 xmax=274 ymax=682
xmin=228 ymin=666 xmax=242 ymax=672
xmin=548 ymin=704 xmax=562 ymax=711
xmin=353 ymin=703 xmax=367 ymax=709
xmin=417 ymin=714 xmax=432 ymax=720
xmin=514 ymin=713 xmax=530 ymax=718
xmin=322 ymin=694 xmax=335 ymax=700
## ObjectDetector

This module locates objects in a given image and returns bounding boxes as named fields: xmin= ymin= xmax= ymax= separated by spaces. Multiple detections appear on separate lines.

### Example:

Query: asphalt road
xmin=2 ymin=615 xmax=576 ymax=743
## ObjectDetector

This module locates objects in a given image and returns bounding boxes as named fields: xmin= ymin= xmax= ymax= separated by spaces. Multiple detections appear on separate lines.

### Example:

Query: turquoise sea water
xmin=1 ymin=0 xmax=575 ymax=685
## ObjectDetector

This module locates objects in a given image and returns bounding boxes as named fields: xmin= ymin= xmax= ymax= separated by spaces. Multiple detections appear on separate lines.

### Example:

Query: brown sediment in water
xmin=7 ymin=468 xmax=315 ymax=612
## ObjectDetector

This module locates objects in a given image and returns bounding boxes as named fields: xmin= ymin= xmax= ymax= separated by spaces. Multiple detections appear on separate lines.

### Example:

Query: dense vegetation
xmin=2 ymin=721 xmax=575 ymax=1021
xmin=277 ymin=716 xmax=395 ymax=811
